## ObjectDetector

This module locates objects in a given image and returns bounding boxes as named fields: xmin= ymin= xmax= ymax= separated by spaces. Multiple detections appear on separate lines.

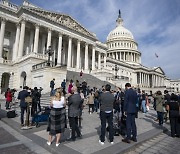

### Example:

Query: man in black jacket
xmin=18 ymin=86 xmax=29 ymax=126
xmin=99 ymin=84 xmax=115 ymax=145
xmin=122 ymin=83 xmax=138 ymax=143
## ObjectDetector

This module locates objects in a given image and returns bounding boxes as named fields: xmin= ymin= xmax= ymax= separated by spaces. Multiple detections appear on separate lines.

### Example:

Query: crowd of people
xmin=1 ymin=77 xmax=180 ymax=147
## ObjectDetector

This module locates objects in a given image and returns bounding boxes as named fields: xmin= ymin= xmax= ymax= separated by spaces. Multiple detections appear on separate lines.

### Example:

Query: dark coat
xmin=68 ymin=93 xmax=82 ymax=117
xmin=124 ymin=88 xmax=138 ymax=114
xmin=18 ymin=90 xmax=29 ymax=108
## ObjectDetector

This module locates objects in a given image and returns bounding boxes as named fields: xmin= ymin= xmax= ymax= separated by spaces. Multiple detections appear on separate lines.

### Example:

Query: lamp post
xmin=115 ymin=64 xmax=118 ymax=79
xmin=45 ymin=46 xmax=54 ymax=66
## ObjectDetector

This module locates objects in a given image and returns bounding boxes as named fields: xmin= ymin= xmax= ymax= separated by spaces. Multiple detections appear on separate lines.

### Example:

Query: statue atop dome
xmin=116 ymin=9 xmax=123 ymax=27
xmin=118 ymin=9 xmax=121 ymax=18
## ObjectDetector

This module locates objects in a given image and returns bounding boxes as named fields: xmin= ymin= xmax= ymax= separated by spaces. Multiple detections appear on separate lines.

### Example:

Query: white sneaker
xmin=56 ymin=143 xmax=60 ymax=147
xmin=110 ymin=142 xmax=114 ymax=144
xmin=47 ymin=141 xmax=51 ymax=146
xmin=99 ymin=140 xmax=104 ymax=145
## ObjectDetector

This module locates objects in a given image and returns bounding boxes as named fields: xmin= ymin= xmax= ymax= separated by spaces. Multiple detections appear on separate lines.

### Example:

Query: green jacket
xmin=153 ymin=95 xmax=165 ymax=112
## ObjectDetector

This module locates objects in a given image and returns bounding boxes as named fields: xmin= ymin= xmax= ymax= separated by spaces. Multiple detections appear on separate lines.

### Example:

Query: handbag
xmin=25 ymin=96 xmax=32 ymax=103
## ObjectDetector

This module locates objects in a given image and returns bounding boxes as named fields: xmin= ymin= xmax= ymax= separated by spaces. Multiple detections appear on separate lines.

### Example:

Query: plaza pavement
xmin=0 ymin=99 xmax=168 ymax=154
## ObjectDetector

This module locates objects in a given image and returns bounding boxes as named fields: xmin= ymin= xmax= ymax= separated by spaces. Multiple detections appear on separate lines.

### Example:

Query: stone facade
xmin=0 ymin=0 xmax=179 ymax=94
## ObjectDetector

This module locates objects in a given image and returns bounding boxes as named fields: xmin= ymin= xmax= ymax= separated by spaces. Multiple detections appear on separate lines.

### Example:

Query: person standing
xmin=68 ymin=86 xmax=82 ymax=141
xmin=68 ymin=79 xmax=73 ymax=94
xmin=87 ymin=89 xmax=95 ymax=114
xmin=166 ymin=93 xmax=180 ymax=137
xmin=61 ymin=79 xmax=66 ymax=95
xmin=5 ymin=88 xmax=12 ymax=109
xmin=18 ymin=86 xmax=29 ymax=127
xmin=141 ymin=90 xmax=146 ymax=113
xmin=50 ymin=78 xmax=55 ymax=96
xmin=153 ymin=91 xmax=165 ymax=126
xmin=47 ymin=90 xmax=66 ymax=147
xmin=99 ymin=84 xmax=115 ymax=145
xmin=122 ymin=83 xmax=138 ymax=143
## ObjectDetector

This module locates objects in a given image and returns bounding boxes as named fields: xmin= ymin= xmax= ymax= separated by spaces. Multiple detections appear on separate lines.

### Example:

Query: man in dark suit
xmin=122 ymin=83 xmax=138 ymax=143
xmin=68 ymin=86 xmax=82 ymax=141
xmin=18 ymin=86 xmax=29 ymax=126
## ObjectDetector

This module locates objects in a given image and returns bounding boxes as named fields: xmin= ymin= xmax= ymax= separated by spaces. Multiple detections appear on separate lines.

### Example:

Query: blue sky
xmin=11 ymin=0 xmax=180 ymax=79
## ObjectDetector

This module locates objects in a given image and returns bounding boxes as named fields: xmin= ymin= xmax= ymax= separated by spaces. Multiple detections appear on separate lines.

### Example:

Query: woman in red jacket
xmin=5 ymin=88 xmax=12 ymax=109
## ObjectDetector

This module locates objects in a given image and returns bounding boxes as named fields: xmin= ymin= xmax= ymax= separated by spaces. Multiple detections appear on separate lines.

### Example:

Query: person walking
xmin=166 ymin=93 xmax=180 ymax=137
xmin=153 ymin=91 xmax=165 ymax=126
xmin=47 ymin=90 xmax=66 ymax=147
xmin=50 ymin=78 xmax=55 ymax=96
xmin=122 ymin=83 xmax=138 ymax=144
xmin=68 ymin=86 xmax=82 ymax=141
xmin=18 ymin=86 xmax=29 ymax=127
xmin=99 ymin=84 xmax=115 ymax=145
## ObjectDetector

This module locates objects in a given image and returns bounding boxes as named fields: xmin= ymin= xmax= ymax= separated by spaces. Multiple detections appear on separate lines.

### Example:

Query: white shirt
xmin=52 ymin=96 xmax=65 ymax=108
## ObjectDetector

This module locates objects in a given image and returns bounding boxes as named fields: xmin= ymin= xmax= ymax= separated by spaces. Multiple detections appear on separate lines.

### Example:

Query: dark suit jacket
xmin=18 ymin=90 xmax=29 ymax=108
xmin=124 ymin=88 xmax=138 ymax=114
xmin=68 ymin=93 xmax=82 ymax=117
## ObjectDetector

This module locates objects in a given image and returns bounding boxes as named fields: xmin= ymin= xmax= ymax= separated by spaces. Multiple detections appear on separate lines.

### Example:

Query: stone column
xmin=57 ymin=33 xmax=62 ymax=65
xmin=91 ymin=45 xmax=95 ymax=71
xmin=98 ymin=52 xmax=101 ymax=69
xmin=67 ymin=37 xmax=72 ymax=68
xmin=0 ymin=18 xmax=6 ymax=59
xmin=41 ymin=34 xmax=46 ymax=54
xmin=18 ymin=20 xmax=26 ymax=58
xmin=104 ymin=53 xmax=106 ymax=69
xmin=52 ymin=38 xmax=57 ymax=64
xmin=47 ymin=28 xmax=52 ymax=49
xmin=139 ymin=72 xmax=141 ymax=85
xmin=84 ymin=43 xmax=89 ymax=70
xmin=29 ymin=30 xmax=34 ymax=53
xmin=33 ymin=24 xmax=40 ymax=53
xmin=13 ymin=23 xmax=20 ymax=61
xmin=119 ymin=52 xmax=121 ymax=60
xmin=76 ymin=40 xmax=81 ymax=69
xmin=116 ymin=52 xmax=118 ymax=60
xmin=124 ymin=52 xmax=126 ymax=61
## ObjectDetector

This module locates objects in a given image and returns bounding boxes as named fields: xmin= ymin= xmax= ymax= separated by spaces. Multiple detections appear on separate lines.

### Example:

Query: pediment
xmin=23 ymin=7 xmax=96 ymax=39
xmin=154 ymin=67 xmax=165 ymax=75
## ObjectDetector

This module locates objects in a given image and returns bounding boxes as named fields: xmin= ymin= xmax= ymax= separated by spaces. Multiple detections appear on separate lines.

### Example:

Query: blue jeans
xmin=141 ymin=100 xmax=146 ymax=113
xmin=100 ymin=111 xmax=114 ymax=142
xmin=21 ymin=107 xmax=27 ymax=125
xmin=157 ymin=111 xmax=164 ymax=125
xmin=94 ymin=99 xmax=99 ymax=112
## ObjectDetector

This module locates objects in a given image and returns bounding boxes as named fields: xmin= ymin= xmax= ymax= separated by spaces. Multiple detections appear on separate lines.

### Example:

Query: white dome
xmin=107 ymin=17 xmax=134 ymax=41
xmin=107 ymin=26 xmax=134 ymax=41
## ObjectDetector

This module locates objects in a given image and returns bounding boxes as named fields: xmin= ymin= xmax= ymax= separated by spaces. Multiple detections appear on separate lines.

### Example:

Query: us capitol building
xmin=0 ymin=0 xmax=179 ymax=94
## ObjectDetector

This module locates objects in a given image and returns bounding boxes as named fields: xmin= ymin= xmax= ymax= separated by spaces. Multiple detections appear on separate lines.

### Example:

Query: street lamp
xmin=115 ymin=64 xmax=118 ymax=79
xmin=45 ymin=46 xmax=54 ymax=66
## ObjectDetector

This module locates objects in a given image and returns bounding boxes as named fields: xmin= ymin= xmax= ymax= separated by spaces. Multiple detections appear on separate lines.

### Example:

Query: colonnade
xmin=0 ymin=18 xmax=107 ymax=71
xmin=139 ymin=72 xmax=164 ymax=87
xmin=108 ymin=51 xmax=140 ymax=63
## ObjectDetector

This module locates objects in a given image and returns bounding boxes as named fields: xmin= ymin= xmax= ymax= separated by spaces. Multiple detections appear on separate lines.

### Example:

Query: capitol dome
xmin=106 ymin=10 xmax=141 ymax=65
xmin=107 ymin=25 xmax=134 ymax=41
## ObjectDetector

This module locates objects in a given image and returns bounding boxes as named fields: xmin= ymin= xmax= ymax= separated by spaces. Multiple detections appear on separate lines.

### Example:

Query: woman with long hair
xmin=47 ymin=90 xmax=66 ymax=147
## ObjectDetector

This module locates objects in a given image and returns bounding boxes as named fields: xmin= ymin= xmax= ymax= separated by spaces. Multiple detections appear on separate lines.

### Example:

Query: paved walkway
xmin=0 ymin=100 xmax=169 ymax=154
xmin=125 ymin=132 xmax=180 ymax=154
